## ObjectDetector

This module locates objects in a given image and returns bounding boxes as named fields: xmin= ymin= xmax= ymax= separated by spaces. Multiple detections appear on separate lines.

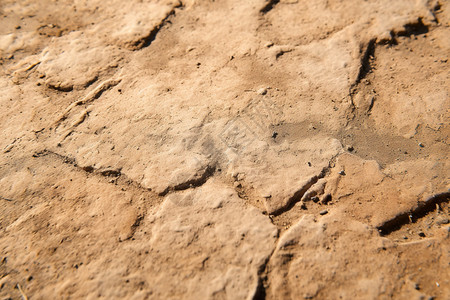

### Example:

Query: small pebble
xmin=321 ymin=194 xmax=332 ymax=204
xmin=257 ymin=87 xmax=267 ymax=95
xmin=339 ymin=170 xmax=346 ymax=175
xmin=346 ymin=145 xmax=354 ymax=152
xmin=272 ymin=131 xmax=278 ymax=139
xmin=319 ymin=209 xmax=328 ymax=215
xmin=418 ymin=231 xmax=425 ymax=237
xmin=418 ymin=142 xmax=424 ymax=148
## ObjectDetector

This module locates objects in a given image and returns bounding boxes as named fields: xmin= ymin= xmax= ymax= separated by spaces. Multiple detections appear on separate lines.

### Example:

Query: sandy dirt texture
xmin=0 ymin=0 xmax=449 ymax=299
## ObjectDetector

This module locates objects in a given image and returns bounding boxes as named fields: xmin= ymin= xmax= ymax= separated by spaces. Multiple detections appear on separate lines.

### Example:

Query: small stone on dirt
xmin=258 ymin=87 xmax=268 ymax=95
xmin=319 ymin=209 xmax=328 ymax=215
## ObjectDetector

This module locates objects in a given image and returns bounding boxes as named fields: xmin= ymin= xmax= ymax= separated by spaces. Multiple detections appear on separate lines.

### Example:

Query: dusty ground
xmin=0 ymin=0 xmax=449 ymax=299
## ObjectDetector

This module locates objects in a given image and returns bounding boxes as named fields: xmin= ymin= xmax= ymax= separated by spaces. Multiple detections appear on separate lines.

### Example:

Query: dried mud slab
xmin=266 ymin=214 xmax=449 ymax=299
xmin=147 ymin=180 xmax=277 ymax=299
xmin=1 ymin=0 xmax=449 ymax=299
xmin=0 ymin=157 xmax=276 ymax=299
xmin=322 ymin=153 xmax=449 ymax=227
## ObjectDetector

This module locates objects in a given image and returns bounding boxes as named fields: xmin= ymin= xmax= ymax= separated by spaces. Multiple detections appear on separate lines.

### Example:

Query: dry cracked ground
xmin=0 ymin=0 xmax=449 ymax=299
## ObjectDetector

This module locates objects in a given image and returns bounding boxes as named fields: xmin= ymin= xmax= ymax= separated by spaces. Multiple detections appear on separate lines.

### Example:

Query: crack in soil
xmin=158 ymin=165 xmax=216 ymax=196
xmin=33 ymin=150 xmax=122 ymax=178
xmin=270 ymin=154 xmax=339 ymax=217
xmin=251 ymin=155 xmax=341 ymax=299
xmin=348 ymin=17 xmax=431 ymax=114
xmin=260 ymin=0 xmax=280 ymax=14
xmin=348 ymin=38 xmax=376 ymax=112
xmin=396 ymin=17 xmax=430 ymax=39
xmin=252 ymin=233 xmax=279 ymax=300
xmin=0 ymin=195 xmax=14 ymax=202
xmin=53 ymin=78 xmax=121 ymax=128
xmin=377 ymin=192 xmax=450 ymax=235
xmin=33 ymin=149 xmax=217 ymax=199
xmin=130 ymin=3 xmax=183 ymax=50
xmin=31 ymin=149 xmax=152 ymax=193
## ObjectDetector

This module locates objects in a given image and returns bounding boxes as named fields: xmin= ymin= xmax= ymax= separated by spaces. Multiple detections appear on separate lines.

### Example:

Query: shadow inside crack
xmin=377 ymin=192 xmax=450 ymax=235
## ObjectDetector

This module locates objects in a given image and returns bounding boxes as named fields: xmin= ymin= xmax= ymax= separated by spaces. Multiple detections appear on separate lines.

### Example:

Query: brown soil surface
xmin=1 ymin=0 xmax=449 ymax=299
